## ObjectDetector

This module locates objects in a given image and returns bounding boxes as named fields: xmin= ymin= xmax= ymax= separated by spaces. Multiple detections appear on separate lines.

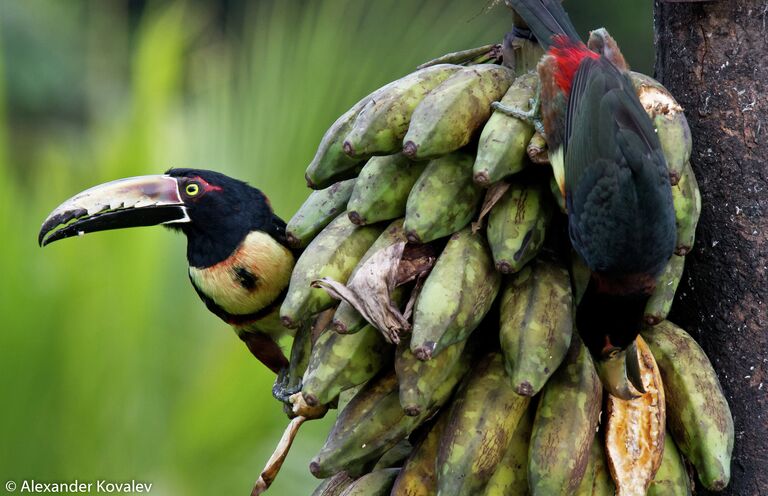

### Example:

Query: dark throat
xmin=577 ymin=273 xmax=655 ymax=356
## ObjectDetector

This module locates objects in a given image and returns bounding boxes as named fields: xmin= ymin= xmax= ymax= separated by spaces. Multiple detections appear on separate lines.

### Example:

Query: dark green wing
xmin=564 ymin=57 xmax=675 ymax=276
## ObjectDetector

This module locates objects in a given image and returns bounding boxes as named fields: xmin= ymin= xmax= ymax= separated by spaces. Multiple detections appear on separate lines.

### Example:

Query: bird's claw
xmin=272 ymin=368 xmax=301 ymax=404
xmin=491 ymin=97 xmax=545 ymax=137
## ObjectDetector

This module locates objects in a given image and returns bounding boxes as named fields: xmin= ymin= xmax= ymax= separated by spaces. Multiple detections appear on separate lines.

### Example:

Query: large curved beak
xmin=595 ymin=340 xmax=646 ymax=400
xmin=39 ymin=174 xmax=189 ymax=247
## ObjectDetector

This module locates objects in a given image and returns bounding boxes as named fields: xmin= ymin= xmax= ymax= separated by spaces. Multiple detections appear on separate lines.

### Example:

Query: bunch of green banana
xmin=253 ymin=28 xmax=731 ymax=496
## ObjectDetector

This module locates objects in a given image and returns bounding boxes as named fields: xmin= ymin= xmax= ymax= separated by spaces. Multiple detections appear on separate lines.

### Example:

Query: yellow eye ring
xmin=185 ymin=183 xmax=200 ymax=196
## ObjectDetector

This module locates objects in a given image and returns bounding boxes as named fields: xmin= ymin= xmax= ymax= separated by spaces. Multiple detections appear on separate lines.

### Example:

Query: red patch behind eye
xmin=549 ymin=34 xmax=599 ymax=96
xmin=192 ymin=176 xmax=223 ymax=192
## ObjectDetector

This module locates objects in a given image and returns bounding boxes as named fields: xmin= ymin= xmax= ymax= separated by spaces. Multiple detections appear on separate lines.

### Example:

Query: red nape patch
xmin=549 ymin=34 xmax=599 ymax=95
xmin=192 ymin=175 xmax=223 ymax=192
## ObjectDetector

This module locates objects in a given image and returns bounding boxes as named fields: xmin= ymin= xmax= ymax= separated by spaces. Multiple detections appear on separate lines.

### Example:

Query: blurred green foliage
xmin=0 ymin=1 xmax=651 ymax=494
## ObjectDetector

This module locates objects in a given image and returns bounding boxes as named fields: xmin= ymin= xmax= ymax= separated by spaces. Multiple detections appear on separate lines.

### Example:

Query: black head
xmin=39 ymin=168 xmax=286 ymax=268
xmin=165 ymin=168 xmax=285 ymax=267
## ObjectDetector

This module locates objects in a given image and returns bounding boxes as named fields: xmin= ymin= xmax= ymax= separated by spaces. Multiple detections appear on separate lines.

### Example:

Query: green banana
xmin=410 ymin=228 xmax=500 ymax=359
xmin=310 ymin=472 xmax=355 ymax=496
xmin=301 ymin=324 xmax=391 ymax=406
xmin=591 ymin=436 xmax=615 ymax=496
xmin=672 ymin=161 xmax=701 ymax=255
xmin=347 ymin=154 xmax=426 ymax=225
xmin=372 ymin=440 xmax=413 ymax=470
xmin=528 ymin=337 xmax=602 ymax=496
xmin=286 ymin=178 xmax=356 ymax=249
xmin=305 ymin=98 xmax=370 ymax=189
xmin=338 ymin=468 xmax=400 ymax=496
xmin=644 ymin=254 xmax=686 ymax=325
xmin=482 ymin=404 xmax=534 ymax=496
xmin=631 ymin=72 xmax=692 ymax=184
xmin=395 ymin=337 xmax=469 ymax=416
xmin=647 ymin=434 xmax=692 ymax=496
xmin=403 ymin=64 xmax=516 ymax=159
xmin=331 ymin=219 xmax=408 ymax=334
xmin=642 ymin=321 xmax=734 ymax=491
xmin=391 ymin=414 xmax=447 ymax=496
xmin=473 ymin=73 xmax=537 ymax=186
xmin=403 ymin=151 xmax=482 ymax=244
xmin=486 ymin=176 xmax=552 ymax=273
xmin=437 ymin=353 xmax=530 ymax=496
xmin=574 ymin=436 xmax=615 ymax=496
xmin=499 ymin=257 xmax=573 ymax=396
xmin=280 ymin=214 xmax=382 ymax=328
xmin=342 ymin=64 xmax=461 ymax=158
xmin=310 ymin=357 xmax=468 ymax=478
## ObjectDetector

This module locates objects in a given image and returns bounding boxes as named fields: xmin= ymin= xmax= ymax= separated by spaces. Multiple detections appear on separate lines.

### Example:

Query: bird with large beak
xmin=501 ymin=0 xmax=677 ymax=399
xmin=39 ymin=168 xmax=298 ymax=397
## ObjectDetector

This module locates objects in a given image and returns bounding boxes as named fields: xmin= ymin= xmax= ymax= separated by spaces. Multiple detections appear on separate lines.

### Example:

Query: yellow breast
xmin=188 ymin=231 xmax=295 ymax=316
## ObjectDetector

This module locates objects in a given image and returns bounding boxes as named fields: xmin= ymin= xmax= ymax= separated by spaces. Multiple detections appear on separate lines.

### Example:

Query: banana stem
xmin=250 ymin=416 xmax=307 ymax=496
xmin=416 ymin=44 xmax=501 ymax=69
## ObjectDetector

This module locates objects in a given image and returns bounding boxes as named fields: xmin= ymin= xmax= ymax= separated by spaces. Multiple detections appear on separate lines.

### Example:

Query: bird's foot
xmin=272 ymin=368 xmax=302 ymax=404
xmin=491 ymin=94 xmax=545 ymax=136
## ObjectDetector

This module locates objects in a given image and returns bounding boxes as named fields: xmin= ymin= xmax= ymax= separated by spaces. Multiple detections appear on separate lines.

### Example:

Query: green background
xmin=0 ymin=1 xmax=652 ymax=494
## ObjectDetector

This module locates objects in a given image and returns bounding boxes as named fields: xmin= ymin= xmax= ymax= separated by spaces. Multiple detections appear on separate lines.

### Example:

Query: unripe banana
xmin=391 ymin=414 xmax=447 ymax=496
xmin=343 ymin=64 xmax=461 ymax=158
xmin=473 ymin=73 xmax=537 ymax=186
xmin=672 ymin=161 xmax=701 ymax=255
xmin=631 ymin=72 xmax=692 ymax=185
xmin=410 ymin=228 xmax=500 ymax=359
xmin=403 ymin=64 xmax=516 ymax=159
xmin=310 ymin=356 xmax=468 ymax=478
xmin=286 ymin=178 xmax=356 ymax=249
xmin=641 ymin=321 xmax=734 ymax=491
xmin=395 ymin=337 xmax=469 ymax=416
xmin=305 ymin=99 xmax=370 ymax=189
xmin=437 ymin=353 xmax=531 ymax=496
xmin=486 ymin=176 xmax=552 ymax=273
xmin=644 ymin=254 xmax=685 ymax=326
xmin=403 ymin=151 xmax=482 ymax=244
xmin=301 ymin=324 xmax=391 ymax=406
xmin=338 ymin=468 xmax=400 ymax=496
xmin=347 ymin=154 xmax=426 ymax=225
xmin=528 ymin=336 xmax=602 ymax=496
xmin=482 ymin=405 xmax=534 ymax=496
xmin=310 ymin=471 xmax=355 ymax=496
xmin=331 ymin=219 xmax=408 ymax=334
xmin=605 ymin=336 xmax=665 ymax=496
xmin=574 ymin=436 xmax=615 ymax=496
xmin=280 ymin=214 xmax=382 ymax=328
xmin=499 ymin=257 xmax=573 ymax=396
xmin=527 ymin=131 xmax=549 ymax=165
xmin=372 ymin=440 xmax=413 ymax=471
xmin=647 ymin=434 xmax=692 ymax=496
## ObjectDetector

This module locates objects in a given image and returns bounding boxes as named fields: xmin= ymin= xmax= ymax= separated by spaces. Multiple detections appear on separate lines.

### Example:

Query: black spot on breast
xmin=234 ymin=266 xmax=259 ymax=291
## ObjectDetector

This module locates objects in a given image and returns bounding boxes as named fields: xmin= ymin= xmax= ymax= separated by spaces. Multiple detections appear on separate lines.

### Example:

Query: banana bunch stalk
xmin=254 ymin=23 xmax=732 ymax=496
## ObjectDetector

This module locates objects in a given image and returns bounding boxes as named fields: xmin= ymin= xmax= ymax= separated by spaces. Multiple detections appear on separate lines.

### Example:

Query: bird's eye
xmin=185 ymin=183 xmax=200 ymax=196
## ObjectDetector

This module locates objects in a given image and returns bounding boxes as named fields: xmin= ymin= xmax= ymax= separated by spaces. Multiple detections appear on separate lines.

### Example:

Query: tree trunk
xmin=654 ymin=2 xmax=768 ymax=495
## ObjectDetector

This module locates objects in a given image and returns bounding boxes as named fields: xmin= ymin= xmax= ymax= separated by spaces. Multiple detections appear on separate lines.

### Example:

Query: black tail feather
xmin=506 ymin=0 xmax=581 ymax=48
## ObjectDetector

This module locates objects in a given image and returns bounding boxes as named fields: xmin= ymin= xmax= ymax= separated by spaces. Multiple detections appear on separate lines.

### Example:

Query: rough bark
xmin=654 ymin=2 xmax=768 ymax=495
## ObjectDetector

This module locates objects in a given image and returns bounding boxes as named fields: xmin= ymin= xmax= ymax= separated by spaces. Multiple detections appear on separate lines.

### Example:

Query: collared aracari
xmin=38 ymin=169 xmax=298 ymax=394
xmin=502 ymin=0 xmax=677 ymax=399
